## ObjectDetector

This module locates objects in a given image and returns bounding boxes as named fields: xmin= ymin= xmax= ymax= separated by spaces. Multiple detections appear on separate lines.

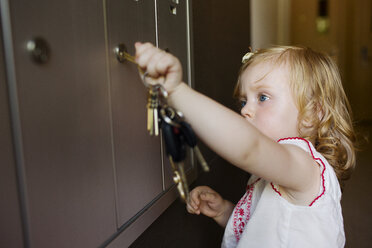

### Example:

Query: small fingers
xmin=134 ymin=42 xmax=153 ymax=58
xmin=186 ymin=203 xmax=194 ymax=213
xmin=200 ymin=192 xmax=217 ymax=203
xmin=135 ymin=42 xmax=175 ymax=80
xmin=155 ymin=53 xmax=177 ymax=75
xmin=186 ymin=203 xmax=200 ymax=215
xmin=187 ymin=187 xmax=206 ymax=215
xmin=190 ymin=188 xmax=202 ymax=206
xmin=135 ymin=42 xmax=158 ymax=69
xmin=188 ymin=195 xmax=200 ymax=211
xmin=135 ymin=42 xmax=183 ymax=92
xmin=146 ymin=50 xmax=168 ymax=78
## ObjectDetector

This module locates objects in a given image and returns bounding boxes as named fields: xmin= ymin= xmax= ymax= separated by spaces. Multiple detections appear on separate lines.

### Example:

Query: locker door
xmin=157 ymin=0 xmax=195 ymax=189
xmin=0 ymin=22 xmax=24 ymax=248
xmin=157 ymin=0 xmax=190 ymax=84
xmin=5 ymin=0 xmax=116 ymax=247
xmin=105 ymin=0 xmax=163 ymax=226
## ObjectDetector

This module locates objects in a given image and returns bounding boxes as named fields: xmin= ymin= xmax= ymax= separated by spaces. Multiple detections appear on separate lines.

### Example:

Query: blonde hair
xmin=234 ymin=46 xmax=356 ymax=185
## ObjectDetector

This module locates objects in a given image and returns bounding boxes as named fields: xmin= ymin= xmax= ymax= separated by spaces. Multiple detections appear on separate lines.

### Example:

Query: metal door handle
xmin=114 ymin=43 xmax=128 ymax=63
xmin=26 ymin=37 xmax=50 ymax=64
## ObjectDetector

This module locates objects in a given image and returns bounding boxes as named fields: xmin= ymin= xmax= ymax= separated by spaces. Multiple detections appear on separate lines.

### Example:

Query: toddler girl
xmin=135 ymin=43 xmax=356 ymax=247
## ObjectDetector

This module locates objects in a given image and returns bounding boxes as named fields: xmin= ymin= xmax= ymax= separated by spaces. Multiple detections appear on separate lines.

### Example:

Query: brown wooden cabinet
xmin=0 ymin=22 xmax=25 ymax=248
xmin=0 ymin=0 xmax=194 ymax=247
xmin=105 ymin=0 xmax=164 ymax=228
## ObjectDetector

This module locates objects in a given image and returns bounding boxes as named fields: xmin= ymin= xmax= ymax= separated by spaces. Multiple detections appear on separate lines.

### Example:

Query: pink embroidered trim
xmin=272 ymin=137 xmax=326 ymax=207
xmin=233 ymin=178 xmax=261 ymax=242
xmin=270 ymin=183 xmax=282 ymax=196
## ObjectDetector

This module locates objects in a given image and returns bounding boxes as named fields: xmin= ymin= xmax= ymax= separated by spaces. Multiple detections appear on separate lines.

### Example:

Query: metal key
xmin=179 ymin=121 xmax=210 ymax=172
xmin=146 ymin=86 xmax=160 ymax=136
xmin=161 ymin=109 xmax=190 ymax=202
xmin=169 ymin=156 xmax=190 ymax=202
xmin=162 ymin=120 xmax=185 ymax=162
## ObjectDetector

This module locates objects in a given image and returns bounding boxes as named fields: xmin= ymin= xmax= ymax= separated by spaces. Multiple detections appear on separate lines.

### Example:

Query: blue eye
xmin=259 ymin=94 xmax=269 ymax=102
xmin=240 ymin=100 xmax=247 ymax=108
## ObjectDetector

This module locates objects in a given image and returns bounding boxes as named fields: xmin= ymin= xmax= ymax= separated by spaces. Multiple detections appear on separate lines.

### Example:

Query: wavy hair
xmin=234 ymin=46 xmax=356 ymax=185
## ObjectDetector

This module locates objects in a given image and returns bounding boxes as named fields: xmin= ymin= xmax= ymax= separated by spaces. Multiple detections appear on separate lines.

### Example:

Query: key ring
xmin=142 ymin=72 xmax=168 ymax=99
xmin=160 ymin=106 xmax=181 ymax=128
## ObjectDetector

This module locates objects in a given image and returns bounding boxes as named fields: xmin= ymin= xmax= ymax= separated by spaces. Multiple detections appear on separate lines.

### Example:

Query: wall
xmin=250 ymin=0 xmax=291 ymax=50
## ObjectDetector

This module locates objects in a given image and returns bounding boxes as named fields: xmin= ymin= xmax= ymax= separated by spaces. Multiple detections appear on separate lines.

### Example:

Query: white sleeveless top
xmin=221 ymin=137 xmax=345 ymax=248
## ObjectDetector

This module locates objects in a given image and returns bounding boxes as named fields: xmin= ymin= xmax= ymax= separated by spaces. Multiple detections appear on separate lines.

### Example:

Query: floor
xmin=131 ymin=125 xmax=372 ymax=248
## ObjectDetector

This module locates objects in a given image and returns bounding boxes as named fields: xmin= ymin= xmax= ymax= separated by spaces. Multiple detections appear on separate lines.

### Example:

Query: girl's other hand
xmin=135 ymin=42 xmax=183 ymax=93
xmin=187 ymin=186 xmax=234 ymax=227
xmin=187 ymin=186 xmax=225 ymax=218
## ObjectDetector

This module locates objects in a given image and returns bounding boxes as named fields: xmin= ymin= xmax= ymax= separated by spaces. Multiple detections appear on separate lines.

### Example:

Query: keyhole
xmin=170 ymin=5 xmax=177 ymax=15
xmin=27 ymin=37 xmax=51 ymax=64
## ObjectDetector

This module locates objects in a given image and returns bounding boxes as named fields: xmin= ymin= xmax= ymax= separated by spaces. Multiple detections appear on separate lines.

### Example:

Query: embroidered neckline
xmin=233 ymin=178 xmax=261 ymax=242
xmin=273 ymin=137 xmax=326 ymax=206
xmin=231 ymin=137 xmax=326 ymax=244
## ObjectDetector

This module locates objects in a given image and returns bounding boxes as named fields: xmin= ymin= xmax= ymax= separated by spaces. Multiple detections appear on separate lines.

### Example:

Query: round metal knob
xmin=26 ymin=37 xmax=50 ymax=64
xmin=114 ymin=43 xmax=128 ymax=63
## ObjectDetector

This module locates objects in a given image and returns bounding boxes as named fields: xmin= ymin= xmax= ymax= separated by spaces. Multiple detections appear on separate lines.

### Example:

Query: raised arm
xmin=135 ymin=43 xmax=320 ymax=199
xmin=170 ymin=84 xmax=318 ymax=194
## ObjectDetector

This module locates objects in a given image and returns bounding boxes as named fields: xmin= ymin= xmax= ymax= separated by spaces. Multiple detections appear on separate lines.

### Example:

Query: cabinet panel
xmin=157 ymin=0 xmax=189 ymax=84
xmin=8 ymin=0 xmax=116 ymax=247
xmin=105 ymin=0 xmax=163 ymax=226
xmin=0 ymin=23 xmax=24 ymax=248
xmin=157 ymin=0 xmax=194 ymax=189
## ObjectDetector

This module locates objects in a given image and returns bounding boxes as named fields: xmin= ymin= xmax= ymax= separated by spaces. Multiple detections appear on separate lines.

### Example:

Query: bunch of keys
xmin=116 ymin=47 xmax=210 ymax=202
xmin=145 ymin=82 xmax=167 ymax=136
xmin=114 ymin=46 xmax=166 ymax=136
xmin=142 ymin=72 xmax=209 ymax=202
xmin=159 ymin=104 xmax=210 ymax=202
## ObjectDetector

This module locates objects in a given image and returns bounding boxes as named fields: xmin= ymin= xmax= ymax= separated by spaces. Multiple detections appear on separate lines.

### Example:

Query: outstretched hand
xmin=135 ymin=42 xmax=183 ymax=93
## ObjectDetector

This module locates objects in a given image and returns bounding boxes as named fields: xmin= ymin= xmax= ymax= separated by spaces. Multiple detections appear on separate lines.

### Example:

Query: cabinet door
xmin=0 ymin=22 xmax=24 ymax=248
xmin=157 ymin=0 xmax=190 ymax=84
xmin=105 ymin=0 xmax=163 ymax=227
xmin=157 ymin=0 xmax=195 ymax=189
xmin=7 ymin=0 xmax=116 ymax=247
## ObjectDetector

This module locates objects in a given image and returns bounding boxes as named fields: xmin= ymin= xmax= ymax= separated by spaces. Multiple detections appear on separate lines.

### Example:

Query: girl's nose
xmin=241 ymin=102 xmax=254 ymax=119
